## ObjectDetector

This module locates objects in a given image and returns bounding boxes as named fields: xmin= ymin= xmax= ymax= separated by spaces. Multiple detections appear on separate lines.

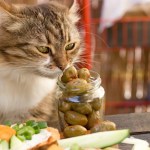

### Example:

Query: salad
xmin=0 ymin=121 xmax=149 ymax=150
xmin=0 ymin=120 xmax=60 ymax=150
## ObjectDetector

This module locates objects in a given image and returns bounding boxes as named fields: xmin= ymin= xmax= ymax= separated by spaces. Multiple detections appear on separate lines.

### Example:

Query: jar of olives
xmin=57 ymin=67 xmax=105 ymax=138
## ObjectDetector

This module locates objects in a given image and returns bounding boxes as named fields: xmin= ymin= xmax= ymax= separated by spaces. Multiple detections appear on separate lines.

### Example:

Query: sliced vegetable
xmin=0 ymin=125 xmax=16 ymax=141
xmin=12 ymin=124 xmax=20 ymax=131
xmin=37 ymin=121 xmax=48 ymax=129
xmin=17 ymin=126 xmax=35 ymax=140
xmin=17 ymin=126 xmax=35 ymax=135
xmin=24 ymin=132 xmax=32 ymax=140
xmin=58 ymin=129 xmax=130 ymax=149
xmin=70 ymin=143 xmax=83 ymax=150
xmin=16 ymin=135 xmax=26 ymax=142
xmin=33 ymin=126 xmax=40 ymax=134
xmin=26 ymin=120 xmax=38 ymax=127
xmin=0 ymin=140 xmax=9 ymax=150
xmin=10 ymin=135 xmax=23 ymax=150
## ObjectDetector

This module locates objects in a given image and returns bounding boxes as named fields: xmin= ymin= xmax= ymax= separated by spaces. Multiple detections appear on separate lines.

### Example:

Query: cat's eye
xmin=65 ymin=43 xmax=75 ymax=51
xmin=37 ymin=46 xmax=50 ymax=54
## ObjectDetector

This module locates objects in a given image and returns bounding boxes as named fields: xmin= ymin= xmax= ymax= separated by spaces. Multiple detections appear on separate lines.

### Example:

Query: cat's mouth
xmin=49 ymin=65 xmax=57 ymax=70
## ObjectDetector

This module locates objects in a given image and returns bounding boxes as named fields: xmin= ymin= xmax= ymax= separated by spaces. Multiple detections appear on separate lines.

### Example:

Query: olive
xmin=64 ymin=111 xmax=88 ymax=126
xmin=65 ymin=78 xmax=91 ymax=96
xmin=64 ymin=125 xmax=87 ymax=138
xmin=91 ymin=120 xmax=116 ymax=133
xmin=61 ymin=66 xmax=78 ymax=83
xmin=87 ymin=111 xmax=102 ymax=129
xmin=78 ymin=68 xmax=91 ymax=81
xmin=91 ymin=98 xmax=102 ymax=111
xmin=58 ymin=101 xmax=71 ymax=113
xmin=71 ymin=102 xmax=92 ymax=115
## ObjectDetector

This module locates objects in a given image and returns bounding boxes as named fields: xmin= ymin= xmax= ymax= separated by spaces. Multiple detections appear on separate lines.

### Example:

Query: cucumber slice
xmin=58 ymin=129 xmax=129 ymax=149
xmin=10 ymin=135 xmax=23 ymax=150
xmin=0 ymin=140 xmax=9 ymax=150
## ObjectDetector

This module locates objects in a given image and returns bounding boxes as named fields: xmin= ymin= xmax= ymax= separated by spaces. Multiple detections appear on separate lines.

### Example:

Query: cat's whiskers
xmin=78 ymin=2 xmax=90 ymax=14
xmin=79 ymin=31 xmax=110 ymax=49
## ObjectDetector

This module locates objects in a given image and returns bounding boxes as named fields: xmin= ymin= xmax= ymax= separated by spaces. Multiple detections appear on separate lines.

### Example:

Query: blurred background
xmin=8 ymin=0 xmax=150 ymax=115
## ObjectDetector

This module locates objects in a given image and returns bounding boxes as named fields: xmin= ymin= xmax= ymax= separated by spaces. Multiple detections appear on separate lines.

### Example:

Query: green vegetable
xmin=37 ymin=121 xmax=48 ymax=129
xmin=0 ymin=140 xmax=9 ymax=150
xmin=12 ymin=124 xmax=20 ymax=131
xmin=26 ymin=120 xmax=37 ymax=127
xmin=70 ymin=143 xmax=83 ymax=150
xmin=26 ymin=120 xmax=40 ymax=134
xmin=16 ymin=135 xmax=26 ymax=142
xmin=11 ymin=120 xmax=48 ymax=141
xmin=17 ymin=126 xmax=35 ymax=135
xmin=10 ymin=135 xmax=23 ymax=150
xmin=58 ymin=129 xmax=130 ymax=149
xmin=33 ymin=125 xmax=40 ymax=134
xmin=17 ymin=126 xmax=35 ymax=140
xmin=24 ymin=133 xmax=32 ymax=140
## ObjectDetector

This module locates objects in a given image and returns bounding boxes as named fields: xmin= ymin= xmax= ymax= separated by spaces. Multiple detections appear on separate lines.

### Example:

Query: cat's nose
xmin=59 ymin=64 xmax=67 ymax=71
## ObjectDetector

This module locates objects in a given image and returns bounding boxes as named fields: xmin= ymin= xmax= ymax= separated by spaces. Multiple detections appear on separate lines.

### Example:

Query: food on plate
xmin=0 ymin=121 xmax=129 ymax=150
xmin=0 ymin=125 xmax=16 ymax=141
xmin=58 ymin=129 xmax=130 ymax=149
xmin=0 ymin=120 xmax=60 ymax=150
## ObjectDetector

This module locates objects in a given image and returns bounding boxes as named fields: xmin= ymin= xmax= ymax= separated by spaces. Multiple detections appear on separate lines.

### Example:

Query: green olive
xmin=64 ymin=125 xmax=87 ymax=138
xmin=90 ymin=98 xmax=102 ymax=111
xmin=87 ymin=111 xmax=102 ymax=129
xmin=71 ymin=103 xmax=92 ymax=115
xmin=91 ymin=120 xmax=116 ymax=133
xmin=58 ymin=101 xmax=72 ymax=113
xmin=65 ymin=78 xmax=91 ymax=96
xmin=78 ymin=68 xmax=91 ymax=81
xmin=61 ymin=66 xmax=78 ymax=83
xmin=64 ymin=111 xmax=88 ymax=126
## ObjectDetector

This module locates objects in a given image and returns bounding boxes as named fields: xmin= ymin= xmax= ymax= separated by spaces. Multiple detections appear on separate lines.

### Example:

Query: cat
xmin=0 ymin=0 xmax=82 ymax=127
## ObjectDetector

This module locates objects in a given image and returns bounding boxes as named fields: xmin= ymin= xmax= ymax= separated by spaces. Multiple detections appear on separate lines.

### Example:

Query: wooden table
xmin=105 ymin=112 xmax=150 ymax=150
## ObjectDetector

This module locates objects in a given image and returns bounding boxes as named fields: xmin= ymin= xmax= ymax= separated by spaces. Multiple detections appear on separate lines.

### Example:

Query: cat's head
xmin=0 ymin=0 xmax=82 ymax=78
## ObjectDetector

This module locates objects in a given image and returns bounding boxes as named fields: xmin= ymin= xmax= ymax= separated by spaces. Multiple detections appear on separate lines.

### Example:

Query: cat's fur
xmin=0 ymin=0 xmax=81 ymax=127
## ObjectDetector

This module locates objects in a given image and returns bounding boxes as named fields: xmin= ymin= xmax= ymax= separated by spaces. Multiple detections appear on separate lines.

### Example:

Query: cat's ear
xmin=67 ymin=0 xmax=80 ymax=24
xmin=0 ymin=0 xmax=23 ymax=32
xmin=0 ymin=0 xmax=19 ymax=15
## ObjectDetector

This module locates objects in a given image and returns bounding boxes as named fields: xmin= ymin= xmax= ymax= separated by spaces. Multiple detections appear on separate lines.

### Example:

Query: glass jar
xmin=57 ymin=71 xmax=105 ymax=138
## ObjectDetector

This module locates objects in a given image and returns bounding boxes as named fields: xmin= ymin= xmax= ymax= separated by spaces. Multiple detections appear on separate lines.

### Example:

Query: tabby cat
xmin=0 ymin=0 xmax=82 ymax=127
